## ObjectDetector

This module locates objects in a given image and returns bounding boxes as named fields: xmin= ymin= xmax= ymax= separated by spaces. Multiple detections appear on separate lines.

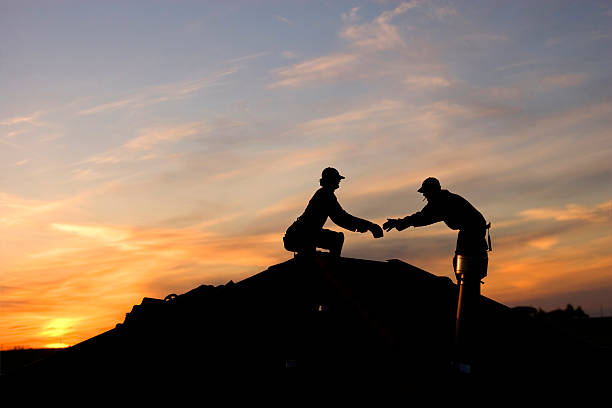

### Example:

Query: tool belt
xmin=453 ymin=254 xmax=489 ymax=281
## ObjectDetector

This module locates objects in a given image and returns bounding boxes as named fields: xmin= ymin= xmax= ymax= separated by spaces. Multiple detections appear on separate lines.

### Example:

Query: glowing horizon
xmin=1 ymin=1 xmax=611 ymax=349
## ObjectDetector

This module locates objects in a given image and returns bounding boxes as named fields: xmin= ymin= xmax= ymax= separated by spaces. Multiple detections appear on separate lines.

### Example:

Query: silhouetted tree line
xmin=512 ymin=304 xmax=589 ymax=320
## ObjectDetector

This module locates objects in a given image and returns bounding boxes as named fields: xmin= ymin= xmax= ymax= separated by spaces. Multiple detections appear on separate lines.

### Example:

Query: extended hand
xmin=383 ymin=218 xmax=400 ymax=232
xmin=370 ymin=223 xmax=383 ymax=238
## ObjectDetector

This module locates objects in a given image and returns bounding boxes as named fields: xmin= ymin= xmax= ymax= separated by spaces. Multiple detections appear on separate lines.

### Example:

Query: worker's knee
xmin=317 ymin=229 xmax=344 ymax=256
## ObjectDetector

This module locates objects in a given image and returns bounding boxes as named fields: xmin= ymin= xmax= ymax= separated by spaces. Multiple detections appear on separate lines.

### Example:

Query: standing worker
xmin=283 ymin=167 xmax=384 ymax=257
xmin=383 ymin=177 xmax=491 ymax=373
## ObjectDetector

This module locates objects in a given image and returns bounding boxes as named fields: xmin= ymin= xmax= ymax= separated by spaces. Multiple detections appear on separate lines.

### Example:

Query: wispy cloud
xmin=0 ymin=111 xmax=44 ymax=126
xmin=519 ymin=200 xmax=611 ymax=223
xmin=460 ymin=32 xmax=509 ymax=46
xmin=71 ymin=168 xmax=101 ymax=182
xmin=0 ymin=138 xmax=23 ymax=149
xmin=123 ymin=122 xmax=209 ymax=151
xmin=295 ymin=99 xmax=405 ymax=135
xmin=341 ymin=6 xmax=361 ymax=22
xmin=527 ymin=236 xmax=559 ymax=250
xmin=0 ymin=178 xmax=133 ymax=228
xmin=403 ymin=75 xmax=452 ymax=88
xmin=77 ymin=68 xmax=239 ymax=116
xmin=282 ymin=50 xmax=300 ymax=59
xmin=528 ymin=101 xmax=612 ymax=135
xmin=270 ymin=1 xmax=430 ymax=88
xmin=494 ymin=59 xmax=546 ymax=72
xmin=81 ymin=119 xmax=243 ymax=167
xmin=428 ymin=5 xmax=456 ymax=20
xmin=255 ymin=193 xmax=309 ymax=217
xmin=340 ymin=1 xmax=418 ymax=50
xmin=77 ymin=98 xmax=136 ymax=116
xmin=51 ymin=223 xmax=131 ymax=242
xmin=270 ymin=54 xmax=358 ymax=87
xmin=227 ymin=52 xmax=270 ymax=63
xmin=275 ymin=15 xmax=292 ymax=25
xmin=195 ymin=142 xmax=351 ymax=186
xmin=0 ymin=193 xmax=70 ymax=225
xmin=476 ymin=86 xmax=521 ymax=101
xmin=541 ymin=73 xmax=585 ymax=88
xmin=6 ymin=130 xmax=26 ymax=138
xmin=51 ymin=223 xmax=140 ymax=251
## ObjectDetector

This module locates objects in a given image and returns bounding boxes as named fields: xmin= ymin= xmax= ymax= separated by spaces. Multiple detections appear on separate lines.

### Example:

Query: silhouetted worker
xmin=283 ymin=167 xmax=383 ymax=257
xmin=383 ymin=177 xmax=491 ymax=373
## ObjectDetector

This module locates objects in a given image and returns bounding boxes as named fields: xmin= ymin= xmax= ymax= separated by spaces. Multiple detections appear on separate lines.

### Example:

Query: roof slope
xmin=9 ymin=254 xmax=610 ymax=381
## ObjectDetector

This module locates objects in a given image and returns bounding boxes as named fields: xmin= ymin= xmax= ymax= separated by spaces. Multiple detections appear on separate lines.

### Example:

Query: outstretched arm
xmin=329 ymin=197 xmax=383 ymax=238
xmin=384 ymin=203 xmax=443 ymax=232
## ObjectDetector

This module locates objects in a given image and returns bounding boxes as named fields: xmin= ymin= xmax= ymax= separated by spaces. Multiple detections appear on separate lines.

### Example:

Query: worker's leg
xmin=453 ymin=254 xmax=487 ymax=373
xmin=455 ymin=272 xmax=480 ymax=367
xmin=284 ymin=226 xmax=317 ymax=259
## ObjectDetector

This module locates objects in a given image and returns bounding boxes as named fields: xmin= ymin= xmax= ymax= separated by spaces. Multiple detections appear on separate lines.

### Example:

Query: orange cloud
xmin=123 ymin=122 xmax=209 ymax=151
xmin=519 ymin=200 xmax=611 ymax=223
xmin=0 ymin=111 xmax=44 ymax=126
xmin=51 ymin=223 xmax=133 ymax=247
xmin=0 ymin=221 xmax=291 ymax=348
xmin=0 ymin=192 xmax=74 ymax=227
xmin=527 ymin=236 xmax=559 ymax=250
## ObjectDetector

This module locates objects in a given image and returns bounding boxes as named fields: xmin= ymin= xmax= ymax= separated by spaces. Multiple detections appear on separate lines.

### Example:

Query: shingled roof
xmin=9 ymin=254 xmax=610 ymax=381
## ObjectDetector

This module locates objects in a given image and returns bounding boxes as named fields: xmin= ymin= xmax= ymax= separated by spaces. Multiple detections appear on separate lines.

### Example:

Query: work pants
xmin=453 ymin=253 xmax=488 ymax=372
xmin=283 ymin=223 xmax=344 ymax=256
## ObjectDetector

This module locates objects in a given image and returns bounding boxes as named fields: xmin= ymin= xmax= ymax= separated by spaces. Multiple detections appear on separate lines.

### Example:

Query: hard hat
xmin=418 ymin=177 xmax=441 ymax=193
xmin=321 ymin=167 xmax=345 ymax=181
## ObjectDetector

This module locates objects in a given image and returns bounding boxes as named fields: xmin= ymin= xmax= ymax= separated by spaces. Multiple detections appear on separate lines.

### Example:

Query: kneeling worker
xmin=284 ymin=167 xmax=384 ymax=257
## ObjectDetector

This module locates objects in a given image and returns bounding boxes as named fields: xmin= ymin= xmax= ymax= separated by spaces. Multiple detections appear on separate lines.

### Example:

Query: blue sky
xmin=1 ymin=0 xmax=611 ymax=348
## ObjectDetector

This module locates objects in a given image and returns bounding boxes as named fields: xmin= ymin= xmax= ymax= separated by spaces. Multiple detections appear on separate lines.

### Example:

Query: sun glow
xmin=40 ymin=318 xmax=79 ymax=339
xmin=45 ymin=343 xmax=70 ymax=349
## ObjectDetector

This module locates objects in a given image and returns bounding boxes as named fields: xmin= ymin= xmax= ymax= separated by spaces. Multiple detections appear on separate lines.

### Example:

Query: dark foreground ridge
xmin=8 ymin=255 xmax=611 ymax=380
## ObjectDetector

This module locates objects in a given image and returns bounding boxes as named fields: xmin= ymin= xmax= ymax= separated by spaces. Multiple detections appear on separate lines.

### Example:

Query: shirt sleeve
xmin=408 ymin=202 xmax=444 ymax=228
xmin=328 ymin=193 xmax=369 ymax=231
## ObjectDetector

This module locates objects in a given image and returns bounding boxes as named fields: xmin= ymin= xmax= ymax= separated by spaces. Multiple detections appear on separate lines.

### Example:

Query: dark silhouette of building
xmin=5 ymin=253 xmax=610 ymax=384
xmin=284 ymin=167 xmax=383 ymax=256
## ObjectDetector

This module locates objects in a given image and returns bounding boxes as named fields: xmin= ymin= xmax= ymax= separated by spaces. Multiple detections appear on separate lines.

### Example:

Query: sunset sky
xmin=1 ymin=0 xmax=611 ymax=349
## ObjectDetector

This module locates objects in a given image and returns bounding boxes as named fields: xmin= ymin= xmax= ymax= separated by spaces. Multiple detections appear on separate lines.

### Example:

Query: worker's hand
xmin=383 ymin=218 xmax=400 ymax=232
xmin=369 ymin=223 xmax=384 ymax=238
